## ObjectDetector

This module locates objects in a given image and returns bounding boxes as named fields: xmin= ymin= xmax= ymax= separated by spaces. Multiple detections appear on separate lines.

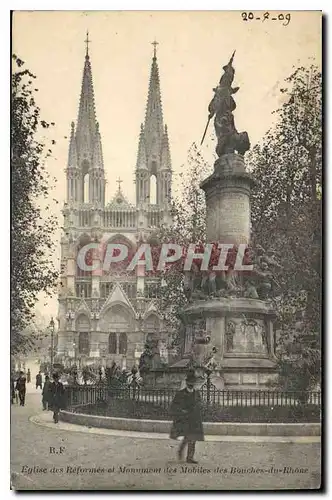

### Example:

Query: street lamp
xmin=49 ymin=317 xmax=55 ymax=375
xmin=72 ymin=341 xmax=77 ymax=366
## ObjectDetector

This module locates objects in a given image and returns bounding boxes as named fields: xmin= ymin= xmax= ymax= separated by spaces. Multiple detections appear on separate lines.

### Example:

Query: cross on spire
xmin=151 ymin=39 xmax=159 ymax=58
xmin=85 ymin=30 xmax=91 ymax=56
xmin=116 ymin=177 xmax=123 ymax=191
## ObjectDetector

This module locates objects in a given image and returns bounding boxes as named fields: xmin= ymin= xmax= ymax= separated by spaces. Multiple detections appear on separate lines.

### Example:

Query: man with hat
xmin=15 ymin=371 xmax=27 ymax=406
xmin=169 ymin=371 xmax=204 ymax=464
xmin=49 ymin=373 xmax=65 ymax=423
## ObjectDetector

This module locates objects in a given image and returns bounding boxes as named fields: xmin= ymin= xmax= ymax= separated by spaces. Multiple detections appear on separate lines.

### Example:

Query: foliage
xmin=248 ymin=64 xmax=322 ymax=390
xmin=11 ymin=54 xmax=59 ymax=355
xmin=20 ymin=311 xmax=53 ymax=355
xmin=154 ymin=143 xmax=212 ymax=351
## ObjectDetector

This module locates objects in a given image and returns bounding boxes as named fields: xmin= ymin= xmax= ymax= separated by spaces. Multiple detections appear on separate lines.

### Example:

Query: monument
xmin=139 ymin=52 xmax=280 ymax=389
xmin=171 ymin=52 xmax=279 ymax=389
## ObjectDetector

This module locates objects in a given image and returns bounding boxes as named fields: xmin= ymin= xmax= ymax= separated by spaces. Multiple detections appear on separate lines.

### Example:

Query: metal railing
xmin=64 ymin=384 xmax=108 ymax=408
xmin=64 ymin=382 xmax=321 ymax=414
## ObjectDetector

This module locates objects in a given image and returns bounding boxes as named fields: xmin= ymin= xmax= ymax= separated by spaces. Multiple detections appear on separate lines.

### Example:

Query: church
xmin=56 ymin=35 xmax=173 ymax=369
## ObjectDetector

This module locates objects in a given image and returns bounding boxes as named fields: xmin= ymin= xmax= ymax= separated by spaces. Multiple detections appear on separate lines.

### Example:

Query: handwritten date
xmin=242 ymin=12 xmax=291 ymax=26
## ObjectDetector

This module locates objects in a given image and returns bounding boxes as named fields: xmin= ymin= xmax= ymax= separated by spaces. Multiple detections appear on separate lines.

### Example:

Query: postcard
xmin=11 ymin=10 xmax=322 ymax=491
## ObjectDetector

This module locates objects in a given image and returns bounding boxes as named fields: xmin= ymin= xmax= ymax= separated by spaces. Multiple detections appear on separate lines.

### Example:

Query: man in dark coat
xmin=11 ymin=373 xmax=16 ymax=404
xmin=36 ymin=371 xmax=43 ymax=390
xmin=42 ymin=375 xmax=51 ymax=410
xmin=49 ymin=373 xmax=65 ymax=423
xmin=27 ymin=368 xmax=31 ymax=383
xmin=169 ymin=372 xmax=204 ymax=464
xmin=15 ymin=371 xmax=27 ymax=406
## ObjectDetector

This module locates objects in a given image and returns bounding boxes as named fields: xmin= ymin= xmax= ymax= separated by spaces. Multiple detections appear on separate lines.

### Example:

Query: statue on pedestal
xmin=249 ymin=245 xmax=282 ymax=299
xmin=138 ymin=335 xmax=161 ymax=373
xmin=201 ymin=51 xmax=250 ymax=158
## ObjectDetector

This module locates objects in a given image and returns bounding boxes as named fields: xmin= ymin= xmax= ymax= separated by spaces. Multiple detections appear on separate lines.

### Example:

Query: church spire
xmin=92 ymin=122 xmax=104 ymax=169
xmin=136 ymin=123 xmax=147 ymax=169
xmin=135 ymin=41 xmax=172 ymax=207
xmin=68 ymin=121 xmax=78 ymax=167
xmin=144 ymin=40 xmax=164 ymax=158
xmin=85 ymin=30 xmax=91 ymax=57
xmin=75 ymin=31 xmax=97 ymax=164
xmin=66 ymin=33 xmax=105 ymax=206
xmin=161 ymin=124 xmax=171 ymax=170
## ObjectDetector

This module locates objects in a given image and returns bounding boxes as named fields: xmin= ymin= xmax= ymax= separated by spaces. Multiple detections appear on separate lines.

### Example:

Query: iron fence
xmin=64 ymin=382 xmax=321 ymax=414
xmin=64 ymin=384 xmax=108 ymax=408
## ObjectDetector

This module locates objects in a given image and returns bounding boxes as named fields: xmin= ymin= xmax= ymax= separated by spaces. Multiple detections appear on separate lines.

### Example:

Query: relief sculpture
xmin=225 ymin=317 xmax=268 ymax=354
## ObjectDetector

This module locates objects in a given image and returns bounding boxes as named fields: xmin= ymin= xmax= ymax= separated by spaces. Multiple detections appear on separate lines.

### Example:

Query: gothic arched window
xmin=150 ymin=174 xmax=157 ymax=204
xmin=119 ymin=333 xmax=127 ymax=355
xmin=83 ymin=173 xmax=89 ymax=203
xmin=76 ymin=234 xmax=92 ymax=279
xmin=77 ymin=315 xmax=90 ymax=355
xmin=78 ymin=332 xmax=89 ymax=355
xmin=101 ymin=236 xmax=135 ymax=278
xmin=109 ymin=333 xmax=117 ymax=354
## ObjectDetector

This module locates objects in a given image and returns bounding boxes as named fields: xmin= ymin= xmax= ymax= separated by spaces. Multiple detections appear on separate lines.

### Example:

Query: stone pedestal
xmin=172 ymin=153 xmax=278 ymax=389
xmin=180 ymin=297 xmax=277 ymax=389
xmin=200 ymin=153 xmax=255 ymax=245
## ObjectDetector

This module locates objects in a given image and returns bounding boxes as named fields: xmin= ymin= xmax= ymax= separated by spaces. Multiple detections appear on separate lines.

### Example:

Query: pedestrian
xmin=42 ymin=375 xmax=51 ymax=410
xmin=27 ymin=368 xmax=31 ymax=383
xmin=169 ymin=371 xmax=205 ymax=464
xmin=49 ymin=373 xmax=65 ymax=423
xmin=82 ymin=367 xmax=88 ymax=385
xmin=15 ymin=371 xmax=27 ymax=406
xmin=11 ymin=373 xmax=15 ymax=404
xmin=36 ymin=371 xmax=43 ymax=390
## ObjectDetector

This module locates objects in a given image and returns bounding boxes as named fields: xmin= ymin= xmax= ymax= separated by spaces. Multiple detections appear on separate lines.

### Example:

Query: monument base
xmin=141 ymin=363 xmax=190 ymax=389
xmin=176 ymin=297 xmax=278 ymax=390
xmin=141 ymin=359 xmax=277 ymax=390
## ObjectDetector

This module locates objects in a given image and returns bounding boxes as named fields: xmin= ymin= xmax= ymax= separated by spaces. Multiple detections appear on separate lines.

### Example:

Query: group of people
xmin=11 ymin=369 xmax=65 ymax=424
xmin=11 ymin=366 xmax=203 ymax=462
xmin=41 ymin=373 xmax=65 ymax=423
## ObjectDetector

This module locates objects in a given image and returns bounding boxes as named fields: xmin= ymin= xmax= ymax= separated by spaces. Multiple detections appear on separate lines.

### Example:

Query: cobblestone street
xmin=10 ymin=383 xmax=321 ymax=491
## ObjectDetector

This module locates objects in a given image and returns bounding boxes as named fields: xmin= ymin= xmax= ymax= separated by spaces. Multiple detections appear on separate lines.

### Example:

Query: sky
xmin=12 ymin=10 xmax=322 ymax=321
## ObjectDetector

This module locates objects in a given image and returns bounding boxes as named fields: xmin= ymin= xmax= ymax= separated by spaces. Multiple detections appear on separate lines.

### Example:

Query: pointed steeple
xmin=68 ymin=122 xmax=78 ymax=167
xmin=75 ymin=31 xmax=98 ymax=165
xmin=136 ymin=123 xmax=148 ymax=169
xmin=92 ymin=122 xmax=104 ymax=169
xmin=66 ymin=33 xmax=106 ymax=206
xmin=144 ymin=40 xmax=164 ymax=158
xmin=135 ymin=41 xmax=172 ymax=208
xmin=160 ymin=124 xmax=172 ymax=170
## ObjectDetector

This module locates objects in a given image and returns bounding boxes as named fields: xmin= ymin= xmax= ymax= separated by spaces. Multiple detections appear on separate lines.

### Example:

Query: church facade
xmin=56 ymin=38 xmax=173 ymax=369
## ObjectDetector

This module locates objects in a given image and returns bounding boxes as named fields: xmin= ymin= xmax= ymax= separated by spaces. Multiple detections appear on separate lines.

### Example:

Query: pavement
xmin=10 ymin=380 xmax=322 ymax=491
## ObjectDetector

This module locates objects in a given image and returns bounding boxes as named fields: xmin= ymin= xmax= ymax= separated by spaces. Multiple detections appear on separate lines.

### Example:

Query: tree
xmin=248 ymin=64 xmax=322 ymax=391
xmin=11 ymin=55 xmax=59 ymax=355
xmin=153 ymin=143 xmax=211 ymax=353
